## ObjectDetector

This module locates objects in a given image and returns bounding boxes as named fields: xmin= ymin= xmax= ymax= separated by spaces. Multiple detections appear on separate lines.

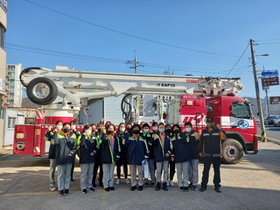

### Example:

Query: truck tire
xmin=20 ymin=67 xmax=41 ymax=87
xmin=27 ymin=77 xmax=58 ymax=105
xmin=222 ymin=138 xmax=244 ymax=164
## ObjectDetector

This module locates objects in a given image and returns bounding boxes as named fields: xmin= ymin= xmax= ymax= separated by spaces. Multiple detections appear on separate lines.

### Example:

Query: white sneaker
xmin=169 ymin=180 xmax=174 ymax=187
xmin=50 ymin=186 xmax=56 ymax=191
xmin=116 ymin=179 xmax=120 ymax=185
xmin=125 ymin=178 xmax=130 ymax=184
xmin=166 ymin=181 xmax=169 ymax=186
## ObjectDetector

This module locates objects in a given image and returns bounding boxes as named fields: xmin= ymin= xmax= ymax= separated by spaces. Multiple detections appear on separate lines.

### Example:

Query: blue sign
xmin=237 ymin=120 xmax=249 ymax=129
xmin=261 ymin=71 xmax=278 ymax=77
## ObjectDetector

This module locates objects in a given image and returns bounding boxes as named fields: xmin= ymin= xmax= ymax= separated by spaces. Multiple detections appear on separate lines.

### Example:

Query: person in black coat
xmin=184 ymin=122 xmax=200 ymax=191
xmin=115 ymin=123 xmax=130 ymax=185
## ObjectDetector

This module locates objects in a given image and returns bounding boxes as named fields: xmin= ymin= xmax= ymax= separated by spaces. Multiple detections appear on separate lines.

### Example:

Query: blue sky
xmin=5 ymin=0 xmax=280 ymax=98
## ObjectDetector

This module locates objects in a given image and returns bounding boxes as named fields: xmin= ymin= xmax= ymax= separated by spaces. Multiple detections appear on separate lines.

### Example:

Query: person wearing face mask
xmin=165 ymin=124 xmax=175 ymax=187
xmin=69 ymin=120 xmax=80 ymax=182
xmin=77 ymin=124 xmax=99 ymax=194
xmin=54 ymin=122 xmax=79 ymax=196
xmin=170 ymin=124 xmax=191 ymax=192
xmin=126 ymin=124 xmax=149 ymax=191
xmin=199 ymin=118 xmax=226 ymax=193
xmin=92 ymin=123 xmax=105 ymax=187
xmin=45 ymin=120 xmax=63 ymax=191
xmin=151 ymin=123 xmax=172 ymax=191
xmin=184 ymin=122 xmax=200 ymax=191
xmin=142 ymin=123 xmax=156 ymax=187
xmin=115 ymin=123 xmax=130 ymax=185
xmin=99 ymin=124 xmax=117 ymax=191
xmin=125 ymin=123 xmax=132 ymax=135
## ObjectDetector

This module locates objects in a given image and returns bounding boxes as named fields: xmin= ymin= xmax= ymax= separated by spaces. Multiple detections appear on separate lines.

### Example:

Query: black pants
xmin=92 ymin=160 xmax=103 ymax=185
xmin=71 ymin=153 xmax=76 ymax=179
xmin=116 ymin=158 xmax=128 ymax=179
xmin=169 ymin=160 xmax=176 ymax=180
xmin=201 ymin=157 xmax=221 ymax=187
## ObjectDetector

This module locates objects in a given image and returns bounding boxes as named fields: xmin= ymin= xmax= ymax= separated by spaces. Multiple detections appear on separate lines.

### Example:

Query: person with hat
xmin=199 ymin=118 xmax=227 ymax=193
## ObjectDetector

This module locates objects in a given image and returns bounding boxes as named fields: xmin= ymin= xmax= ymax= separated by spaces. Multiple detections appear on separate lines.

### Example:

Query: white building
xmin=4 ymin=63 xmax=23 ymax=107
xmin=3 ymin=107 xmax=36 ymax=146
xmin=0 ymin=0 xmax=7 ymax=148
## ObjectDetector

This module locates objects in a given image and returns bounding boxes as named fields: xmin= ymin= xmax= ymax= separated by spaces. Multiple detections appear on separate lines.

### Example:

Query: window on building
xmin=0 ymin=25 xmax=4 ymax=49
xmin=8 ymin=117 xmax=16 ymax=128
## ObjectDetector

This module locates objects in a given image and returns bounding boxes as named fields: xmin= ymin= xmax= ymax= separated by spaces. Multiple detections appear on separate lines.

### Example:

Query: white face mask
xmin=56 ymin=125 xmax=62 ymax=130
xmin=119 ymin=127 xmax=125 ymax=132
xmin=86 ymin=130 xmax=92 ymax=135
xmin=71 ymin=125 xmax=76 ymax=130
xmin=153 ymin=127 xmax=158 ymax=131
xmin=144 ymin=128 xmax=150 ymax=133
xmin=185 ymin=128 xmax=192 ymax=132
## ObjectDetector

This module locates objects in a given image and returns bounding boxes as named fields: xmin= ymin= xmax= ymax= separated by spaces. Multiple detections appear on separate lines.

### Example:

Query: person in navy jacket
xmin=151 ymin=122 xmax=172 ymax=191
xmin=170 ymin=124 xmax=191 ymax=192
xmin=99 ymin=124 xmax=118 ymax=192
xmin=126 ymin=124 xmax=149 ymax=191
xmin=78 ymin=124 xmax=99 ymax=194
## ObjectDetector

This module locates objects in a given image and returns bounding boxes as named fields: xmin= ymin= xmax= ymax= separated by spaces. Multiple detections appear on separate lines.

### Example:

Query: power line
xmin=25 ymin=0 xmax=242 ymax=58
xmin=225 ymin=43 xmax=249 ymax=77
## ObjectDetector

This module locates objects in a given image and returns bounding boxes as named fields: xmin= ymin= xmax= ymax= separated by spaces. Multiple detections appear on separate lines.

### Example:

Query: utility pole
xmin=264 ymin=87 xmax=270 ymax=117
xmin=262 ymin=66 xmax=270 ymax=117
xmin=250 ymin=39 xmax=267 ymax=142
xmin=127 ymin=51 xmax=143 ymax=74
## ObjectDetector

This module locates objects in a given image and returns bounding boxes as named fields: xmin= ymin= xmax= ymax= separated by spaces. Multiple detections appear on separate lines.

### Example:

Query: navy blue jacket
xmin=78 ymin=134 xmax=99 ymax=164
xmin=115 ymin=132 xmax=128 ymax=159
xmin=151 ymin=133 xmax=172 ymax=162
xmin=185 ymin=130 xmax=200 ymax=159
xmin=126 ymin=134 xmax=149 ymax=165
xmin=170 ymin=132 xmax=190 ymax=163
xmin=199 ymin=128 xmax=223 ymax=158
xmin=99 ymin=133 xmax=118 ymax=164
xmin=54 ymin=131 xmax=78 ymax=165
xmin=44 ymin=130 xmax=56 ymax=159
xmin=142 ymin=132 xmax=154 ymax=159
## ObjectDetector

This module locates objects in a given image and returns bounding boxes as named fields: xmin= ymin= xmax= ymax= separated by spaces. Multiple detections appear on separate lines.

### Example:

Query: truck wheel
xmin=27 ymin=77 xmax=58 ymax=105
xmin=222 ymin=139 xmax=244 ymax=164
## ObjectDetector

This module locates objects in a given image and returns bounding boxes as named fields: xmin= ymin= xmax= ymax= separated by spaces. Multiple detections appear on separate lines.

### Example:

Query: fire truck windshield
xmin=232 ymin=102 xmax=252 ymax=119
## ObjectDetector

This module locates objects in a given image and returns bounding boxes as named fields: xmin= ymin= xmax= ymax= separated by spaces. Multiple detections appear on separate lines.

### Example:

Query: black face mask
xmin=63 ymin=128 xmax=70 ymax=133
xmin=127 ymin=127 xmax=132 ymax=132
xmin=107 ymin=130 xmax=114 ymax=134
xmin=166 ymin=129 xmax=172 ymax=133
xmin=133 ymin=130 xmax=140 ymax=134
xmin=98 ymin=128 xmax=104 ymax=133
xmin=173 ymin=130 xmax=180 ymax=134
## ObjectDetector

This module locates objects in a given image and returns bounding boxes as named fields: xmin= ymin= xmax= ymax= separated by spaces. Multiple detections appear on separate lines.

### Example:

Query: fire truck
xmin=13 ymin=67 xmax=258 ymax=164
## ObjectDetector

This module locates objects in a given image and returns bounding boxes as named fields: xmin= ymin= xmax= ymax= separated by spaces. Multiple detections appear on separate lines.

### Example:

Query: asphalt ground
xmin=0 ymin=140 xmax=280 ymax=210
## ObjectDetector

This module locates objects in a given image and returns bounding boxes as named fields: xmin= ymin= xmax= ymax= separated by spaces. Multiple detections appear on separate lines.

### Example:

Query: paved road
xmin=258 ymin=125 xmax=280 ymax=144
xmin=1 ymin=140 xmax=280 ymax=210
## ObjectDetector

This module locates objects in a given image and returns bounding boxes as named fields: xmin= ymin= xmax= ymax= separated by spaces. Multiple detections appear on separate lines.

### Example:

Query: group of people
xmin=45 ymin=118 xmax=226 ymax=196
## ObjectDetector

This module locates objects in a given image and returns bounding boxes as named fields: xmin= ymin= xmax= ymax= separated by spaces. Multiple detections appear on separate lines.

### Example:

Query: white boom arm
xmin=20 ymin=67 xmax=244 ymax=117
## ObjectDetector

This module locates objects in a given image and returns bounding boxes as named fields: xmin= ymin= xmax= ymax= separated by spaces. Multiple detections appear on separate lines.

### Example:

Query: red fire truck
xmin=13 ymin=67 xmax=258 ymax=164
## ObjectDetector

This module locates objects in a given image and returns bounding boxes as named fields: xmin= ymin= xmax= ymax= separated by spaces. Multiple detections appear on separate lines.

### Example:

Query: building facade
xmin=4 ymin=63 xmax=23 ymax=107
xmin=0 ymin=0 xmax=7 ymax=148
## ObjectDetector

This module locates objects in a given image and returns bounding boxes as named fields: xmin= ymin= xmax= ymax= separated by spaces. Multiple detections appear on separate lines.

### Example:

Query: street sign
xmin=262 ymin=76 xmax=279 ymax=87
xmin=270 ymin=96 xmax=280 ymax=104
xmin=261 ymin=70 xmax=278 ymax=77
